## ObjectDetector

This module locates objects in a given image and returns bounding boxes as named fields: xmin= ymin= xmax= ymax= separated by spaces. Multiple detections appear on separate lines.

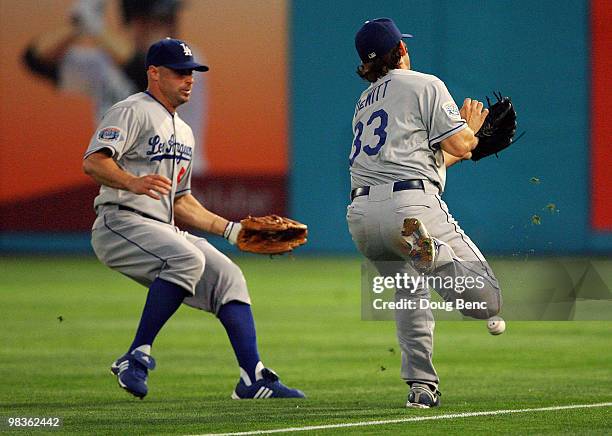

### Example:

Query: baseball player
xmin=24 ymin=0 xmax=208 ymax=175
xmin=82 ymin=38 xmax=304 ymax=400
xmin=347 ymin=18 xmax=502 ymax=408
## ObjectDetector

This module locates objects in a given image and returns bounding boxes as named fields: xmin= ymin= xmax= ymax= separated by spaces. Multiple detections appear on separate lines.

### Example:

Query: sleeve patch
xmin=442 ymin=102 xmax=460 ymax=118
xmin=97 ymin=126 xmax=124 ymax=144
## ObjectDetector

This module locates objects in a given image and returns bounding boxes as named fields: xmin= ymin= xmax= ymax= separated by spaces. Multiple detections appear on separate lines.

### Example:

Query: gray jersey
xmin=84 ymin=92 xmax=194 ymax=223
xmin=349 ymin=70 xmax=467 ymax=192
xmin=63 ymin=47 xmax=208 ymax=175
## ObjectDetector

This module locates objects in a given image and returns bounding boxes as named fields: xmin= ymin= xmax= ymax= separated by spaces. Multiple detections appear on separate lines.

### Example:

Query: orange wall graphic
xmin=0 ymin=0 xmax=288 ymax=206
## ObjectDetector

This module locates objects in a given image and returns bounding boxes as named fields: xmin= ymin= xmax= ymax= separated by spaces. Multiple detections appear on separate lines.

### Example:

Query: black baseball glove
xmin=471 ymin=92 xmax=517 ymax=161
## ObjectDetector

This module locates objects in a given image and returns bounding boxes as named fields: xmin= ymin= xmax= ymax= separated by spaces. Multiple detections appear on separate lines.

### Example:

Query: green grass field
xmin=1 ymin=256 xmax=610 ymax=435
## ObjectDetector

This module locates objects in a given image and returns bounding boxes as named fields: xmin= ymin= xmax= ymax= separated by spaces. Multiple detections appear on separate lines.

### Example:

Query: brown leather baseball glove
xmin=237 ymin=215 xmax=308 ymax=255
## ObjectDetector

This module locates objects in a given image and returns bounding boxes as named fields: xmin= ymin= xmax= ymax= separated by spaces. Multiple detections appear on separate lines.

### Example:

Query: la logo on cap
xmin=180 ymin=42 xmax=192 ymax=57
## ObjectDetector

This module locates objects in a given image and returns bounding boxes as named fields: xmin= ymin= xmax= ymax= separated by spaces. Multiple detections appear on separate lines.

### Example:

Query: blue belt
xmin=102 ymin=203 xmax=164 ymax=222
xmin=350 ymin=179 xmax=424 ymax=201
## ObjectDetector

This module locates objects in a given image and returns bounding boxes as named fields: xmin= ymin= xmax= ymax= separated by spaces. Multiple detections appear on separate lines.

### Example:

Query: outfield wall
xmin=291 ymin=0 xmax=611 ymax=255
xmin=0 ymin=0 xmax=610 ymax=254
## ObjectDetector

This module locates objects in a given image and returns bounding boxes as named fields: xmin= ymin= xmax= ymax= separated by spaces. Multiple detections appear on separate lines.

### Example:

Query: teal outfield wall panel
xmin=290 ymin=0 xmax=591 ymax=254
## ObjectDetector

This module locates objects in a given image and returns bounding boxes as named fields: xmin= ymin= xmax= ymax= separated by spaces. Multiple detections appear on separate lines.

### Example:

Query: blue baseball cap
xmin=355 ymin=18 xmax=413 ymax=63
xmin=145 ymin=38 xmax=209 ymax=72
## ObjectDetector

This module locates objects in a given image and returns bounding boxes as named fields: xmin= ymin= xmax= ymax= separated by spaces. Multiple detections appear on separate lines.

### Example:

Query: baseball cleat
xmin=231 ymin=368 xmax=305 ymax=399
xmin=406 ymin=383 xmax=441 ymax=408
xmin=110 ymin=349 xmax=156 ymax=399
xmin=401 ymin=218 xmax=436 ymax=272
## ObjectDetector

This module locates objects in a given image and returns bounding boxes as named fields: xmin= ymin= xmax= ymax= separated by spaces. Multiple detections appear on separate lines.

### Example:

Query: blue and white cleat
xmin=406 ymin=383 xmax=441 ymax=408
xmin=110 ymin=350 xmax=156 ymax=399
xmin=231 ymin=367 xmax=305 ymax=399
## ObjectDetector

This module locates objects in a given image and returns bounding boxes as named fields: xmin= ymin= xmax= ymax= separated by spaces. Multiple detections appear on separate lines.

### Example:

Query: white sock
xmin=254 ymin=361 xmax=265 ymax=381
xmin=239 ymin=367 xmax=252 ymax=386
xmin=133 ymin=344 xmax=151 ymax=355
xmin=240 ymin=361 xmax=265 ymax=386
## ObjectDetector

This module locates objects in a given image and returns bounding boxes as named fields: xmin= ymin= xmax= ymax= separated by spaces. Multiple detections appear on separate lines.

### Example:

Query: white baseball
xmin=487 ymin=316 xmax=506 ymax=335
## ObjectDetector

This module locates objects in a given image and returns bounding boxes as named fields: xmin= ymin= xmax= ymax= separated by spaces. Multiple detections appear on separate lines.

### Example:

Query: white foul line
xmin=189 ymin=402 xmax=612 ymax=436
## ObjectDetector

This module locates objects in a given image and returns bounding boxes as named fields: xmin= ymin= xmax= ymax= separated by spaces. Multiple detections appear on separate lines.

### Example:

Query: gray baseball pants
xmin=347 ymin=180 xmax=501 ymax=388
xmin=91 ymin=205 xmax=250 ymax=315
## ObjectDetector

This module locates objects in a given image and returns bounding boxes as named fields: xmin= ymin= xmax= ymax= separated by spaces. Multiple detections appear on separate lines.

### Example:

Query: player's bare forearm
xmin=439 ymin=98 xmax=488 ymax=160
xmin=174 ymin=194 xmax=229 ymax=236
xmin=83 ymin=151 xmax=134 ymax=189
xmin=440 ymin=127 xmax=477 ymax=157
xmin=83 ymin=151 xmax=171 ymax=200
xmin=444 ymin=150 xmax=472 ymax=167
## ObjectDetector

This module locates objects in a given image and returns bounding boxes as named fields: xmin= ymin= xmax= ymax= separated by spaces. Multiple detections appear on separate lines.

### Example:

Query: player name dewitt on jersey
xmin=354 ymin=79 xmax=391 ymax=118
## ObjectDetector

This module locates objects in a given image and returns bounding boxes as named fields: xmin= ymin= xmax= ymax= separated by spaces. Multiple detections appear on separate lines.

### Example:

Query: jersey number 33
xmin=349 ymin=109 xmax=389 ymax=166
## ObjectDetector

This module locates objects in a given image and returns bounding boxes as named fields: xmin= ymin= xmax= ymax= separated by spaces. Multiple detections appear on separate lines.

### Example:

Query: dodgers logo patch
xmin=442 ymin=102 xmax=460 ymax=118
xmin=97 ymin=127 xmax=123 ymax=143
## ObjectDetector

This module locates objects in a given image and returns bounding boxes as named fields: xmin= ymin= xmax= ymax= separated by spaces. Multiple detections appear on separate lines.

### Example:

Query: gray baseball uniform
xmin=61 ymin=46 xmax=208 ymax=175
xmin=86 ymin=91 xmax=249 ymax=313
xmin=347 ymin=70 xmax=501 ymax=388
